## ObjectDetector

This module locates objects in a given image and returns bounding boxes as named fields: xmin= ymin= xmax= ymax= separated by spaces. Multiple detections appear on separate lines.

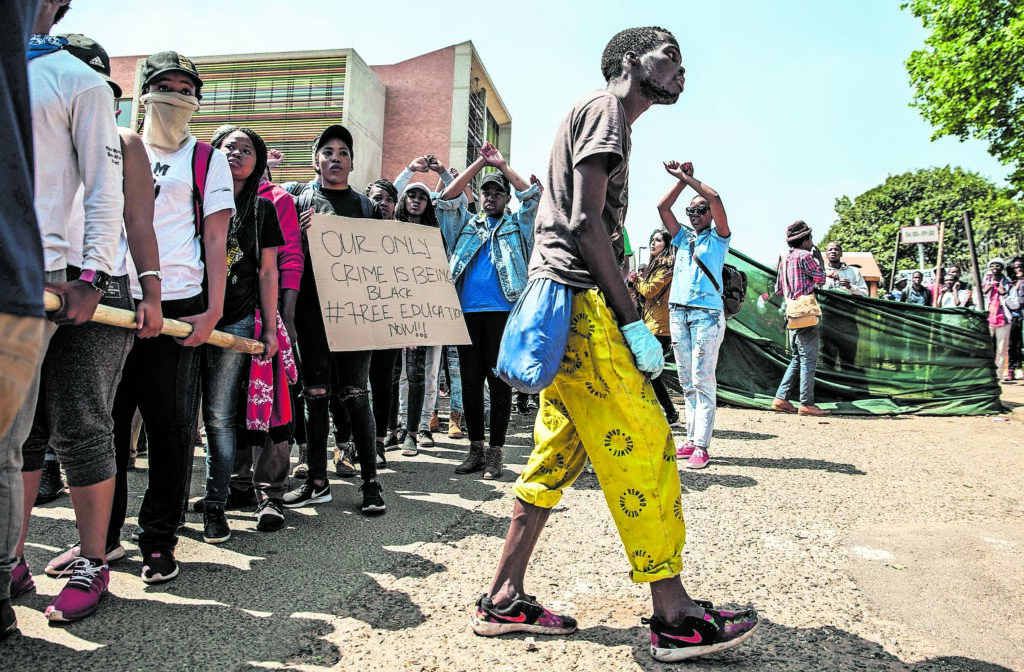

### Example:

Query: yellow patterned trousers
xmin=513 ymin=289 xmax=686 ymax=582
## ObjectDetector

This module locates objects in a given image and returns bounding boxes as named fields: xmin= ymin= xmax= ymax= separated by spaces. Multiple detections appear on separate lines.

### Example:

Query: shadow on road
xmin=712 ymin=456 xmax=867 ymax=475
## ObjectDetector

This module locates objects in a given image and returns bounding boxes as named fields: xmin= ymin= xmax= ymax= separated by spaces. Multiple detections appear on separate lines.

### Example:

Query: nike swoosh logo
xmin=491 ymin=611 xmax=528 ymax=623
xmin=662 ymin=630 xmax=702 ymax=644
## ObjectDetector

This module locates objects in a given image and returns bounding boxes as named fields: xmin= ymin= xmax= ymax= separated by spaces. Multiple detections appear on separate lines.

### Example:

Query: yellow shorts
xmin=513 ymin=289 xmax=685 ymax=583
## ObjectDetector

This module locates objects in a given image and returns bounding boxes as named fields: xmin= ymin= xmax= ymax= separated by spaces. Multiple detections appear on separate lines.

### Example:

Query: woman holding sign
xmin=282 ymin=124 xmax=386 ymax=515
xmin=436 ymin=143 xmax=542 ymax=480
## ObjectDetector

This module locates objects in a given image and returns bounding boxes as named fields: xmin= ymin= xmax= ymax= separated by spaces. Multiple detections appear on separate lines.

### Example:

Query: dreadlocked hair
xmin=210 ymin=126 xmax=268 ymax=239
xmin=395 ymin=186 xmax=439 ymax=228
xmin=366 ymin=178 xmax=398 ymax=203
xmin=600 ymin=26 xmax=677 ymax=82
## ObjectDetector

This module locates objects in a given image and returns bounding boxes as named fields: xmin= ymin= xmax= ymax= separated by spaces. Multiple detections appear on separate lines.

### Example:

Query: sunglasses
xmin=685 ymin=204 xmax=710 ymax=216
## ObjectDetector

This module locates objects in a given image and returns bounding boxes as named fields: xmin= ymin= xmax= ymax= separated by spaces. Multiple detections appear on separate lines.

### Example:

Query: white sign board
xmin=900 ymin=225 xmax=940 ymax=244
xmin=307 ymin=214 xmax=470 ymax=351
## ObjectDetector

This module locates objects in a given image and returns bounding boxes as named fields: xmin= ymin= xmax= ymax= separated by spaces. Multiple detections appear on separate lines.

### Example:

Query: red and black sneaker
xmin=471 ymin=594 xmax=578 ymax=636
xmin=643 ymin=607 xmax=760 ymax=662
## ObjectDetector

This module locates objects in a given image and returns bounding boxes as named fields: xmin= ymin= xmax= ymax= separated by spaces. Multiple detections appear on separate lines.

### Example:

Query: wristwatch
xmin=78 ymin=269 xmax=111 ymax=293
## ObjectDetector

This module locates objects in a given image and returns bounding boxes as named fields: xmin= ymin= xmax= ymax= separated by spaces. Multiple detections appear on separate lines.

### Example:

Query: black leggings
xmin=458 ymin=311 xmax=512 ymax=445
xmin=650 ymin=335 xmax=677 ymax=420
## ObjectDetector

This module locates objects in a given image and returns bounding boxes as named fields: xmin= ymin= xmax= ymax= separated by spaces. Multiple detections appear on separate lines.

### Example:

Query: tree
xmin=823 ymin=167 xmax=1024 ymax=285
xmin=903 ymin=0 xmax=1024 ymax=195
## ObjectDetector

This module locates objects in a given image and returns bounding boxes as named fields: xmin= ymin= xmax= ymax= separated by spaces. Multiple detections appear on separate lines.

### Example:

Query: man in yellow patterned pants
xmin=470 ymin=27 xmax=759 ymax=663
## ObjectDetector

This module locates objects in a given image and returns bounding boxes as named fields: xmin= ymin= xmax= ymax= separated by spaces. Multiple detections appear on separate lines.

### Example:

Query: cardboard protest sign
xmin=307 ymin=214 xmax=470 ymax=351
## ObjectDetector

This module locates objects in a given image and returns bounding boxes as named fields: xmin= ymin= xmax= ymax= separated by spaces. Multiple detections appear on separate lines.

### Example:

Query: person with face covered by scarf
xmin=108 ymin=51 xmax=235 ymax=585
xmin=193 ymin=126 xmax=284 ymax=543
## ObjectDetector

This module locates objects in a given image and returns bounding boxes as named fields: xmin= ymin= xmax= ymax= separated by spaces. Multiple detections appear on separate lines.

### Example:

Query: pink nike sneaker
xmin=471 ymin=594 xmax=577 ymax=636
xmin=644 ymin=607 xmax=760 ymax=661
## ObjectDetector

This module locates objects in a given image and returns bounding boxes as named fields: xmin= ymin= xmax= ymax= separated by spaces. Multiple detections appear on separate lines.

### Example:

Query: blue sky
xmin=64 ymin=0 xmax=1008 ymax=265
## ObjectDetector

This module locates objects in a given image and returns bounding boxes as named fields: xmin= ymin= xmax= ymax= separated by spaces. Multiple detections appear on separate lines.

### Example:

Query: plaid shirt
xmin=775 ymin=248 xmax=825 ymax=300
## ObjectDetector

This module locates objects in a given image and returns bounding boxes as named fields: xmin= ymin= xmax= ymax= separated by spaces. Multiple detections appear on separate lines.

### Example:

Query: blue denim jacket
xmin=437 ymin=183 xmax=541 ymax=303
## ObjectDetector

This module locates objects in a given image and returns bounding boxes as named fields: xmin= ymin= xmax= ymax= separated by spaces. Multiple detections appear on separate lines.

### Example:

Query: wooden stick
xmin=43 ymin=290 xmax=265 ymax=355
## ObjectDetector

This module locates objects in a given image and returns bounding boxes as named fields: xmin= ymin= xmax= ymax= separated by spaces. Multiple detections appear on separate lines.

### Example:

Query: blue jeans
xmin=201 ymin=315 xmax=255 ymax=507
xmin=670 ymin=305 xmax=726 ymax=449
xmin=447 ymin=346 xmax=463 ymax=413
xmin=775 ymin=325 xmax=820 ymax=407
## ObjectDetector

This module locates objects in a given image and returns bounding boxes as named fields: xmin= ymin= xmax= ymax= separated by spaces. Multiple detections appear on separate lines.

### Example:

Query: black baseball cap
xmin=480 ymin=172 xmax=510 ymax=194
xmin=311 ymin=124 xmax=354 ymax=160
xmin=142 ymin=51 xmax=202 ymax=88
xmin=60 ymin=33 xmax=122 ymax=98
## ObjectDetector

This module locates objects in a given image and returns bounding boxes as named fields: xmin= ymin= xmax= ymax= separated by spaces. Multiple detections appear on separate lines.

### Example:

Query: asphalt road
xmin=4 ymin=385 xmax=1022 ymax=671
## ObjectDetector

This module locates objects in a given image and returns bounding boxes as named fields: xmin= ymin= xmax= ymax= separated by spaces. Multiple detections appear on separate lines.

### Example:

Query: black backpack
xmin=690 ymin=242 xmax=748 ymax=319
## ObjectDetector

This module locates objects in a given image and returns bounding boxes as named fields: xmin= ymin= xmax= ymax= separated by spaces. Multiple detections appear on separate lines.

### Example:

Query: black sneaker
xmin=643 ymin=608 xmax=760 ymax=662
xmin=1 ymin=598 xmax=18 ymax=641
xmin=416 ymin=430 xmax=435 ymax=448
xmin=360 ymin=480 xmax=386 ymax=515
xmin=472 ymin=594 xmax=577 ymax=636
xmin=255 ymin=498 xmax=286 ymax=532
xmin=227 ymin=486 xmax=258 ymax=510
xmin=375 ymin=442 xmax=387 ymax=469
xmin=384 ymin=432 xmax=400 ymax=450
xmin=202 ymin=506 xmax=231 ymax=544
xmin=141 ymin=551 xmax=179 ymax=585
xmin=35 ymin=459 xmax=66 ymax=505
xmin=282 ymin=481 xmax=331 ymax=509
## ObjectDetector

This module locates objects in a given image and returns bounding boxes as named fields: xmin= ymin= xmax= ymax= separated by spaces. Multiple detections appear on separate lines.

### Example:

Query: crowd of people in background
xmin=2 ymin=3 xmax=1017 ymax=661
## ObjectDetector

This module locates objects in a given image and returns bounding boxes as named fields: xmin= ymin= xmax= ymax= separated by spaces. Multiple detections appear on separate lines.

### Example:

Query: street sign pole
xmin=915 ymin=216 xmax=926 ymax=269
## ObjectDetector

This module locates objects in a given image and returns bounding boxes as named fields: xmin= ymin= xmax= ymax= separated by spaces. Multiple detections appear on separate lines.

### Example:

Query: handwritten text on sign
xmin=307 ymin=214 xmax=470 ymax=351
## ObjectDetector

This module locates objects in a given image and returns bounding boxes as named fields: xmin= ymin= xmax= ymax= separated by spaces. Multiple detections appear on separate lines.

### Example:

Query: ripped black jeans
xmin=294 ymin=286 xmax=375 ymax=483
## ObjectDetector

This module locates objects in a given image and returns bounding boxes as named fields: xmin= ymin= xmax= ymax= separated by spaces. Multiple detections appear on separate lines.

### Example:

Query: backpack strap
xmin=191 ymin=141 xmax=215 ymax=237
xmin=689 ymin=237 xmax=722 ymax=293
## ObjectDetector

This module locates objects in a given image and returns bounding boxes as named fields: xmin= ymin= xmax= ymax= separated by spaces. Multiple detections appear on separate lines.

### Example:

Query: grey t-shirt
xmin=528 ymin=90 xmax=631 ymax=289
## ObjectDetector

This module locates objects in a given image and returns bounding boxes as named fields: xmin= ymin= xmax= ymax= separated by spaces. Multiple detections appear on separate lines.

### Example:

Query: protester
xmin=11 ymin=8 xmax=128 ymax=624
xmin=282 ymin=124 xmax=386 ymax=515
xmin=436 ymin=143 xmax=540 ymax=480
xmin=628 ymin=232 xmax=678 ymax=433
xmin=221 ymin=146 xmax=303 ymax=532
xmin=109 ymin=50 xmax=234 ymax=585
xmin=192 ymin=126 xmax=283 ymax=543
xmin=935 ymin=266 xmax=971 ymax=308
xmin=472 ymin=27 xmax=759 ymax=662
xmin=982 ymin=258 xmax=1019 ymax=382
xmin=1007 ymin=257 xmax=1023 ymax=380
xmin=822 ymin=242 xmax=868 ymax=296
xmin=820 ymin=241 xmax=866 ymax=372
xmin=657 ymin=161 xmax=731 ymax=469
xmin=772 ymin=221 xmax=829 ymax=417
xmin=0 ymin=0 xmax=47 ymax=639
xmin=392 ymin=173 xmax=446 ymax=456
xmin=900 ymin=271 xmax=932 ymax=306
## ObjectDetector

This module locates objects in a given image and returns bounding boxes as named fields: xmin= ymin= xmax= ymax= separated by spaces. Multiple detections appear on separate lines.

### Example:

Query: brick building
xmin=110 ymin=41 xmax=511 ymax=192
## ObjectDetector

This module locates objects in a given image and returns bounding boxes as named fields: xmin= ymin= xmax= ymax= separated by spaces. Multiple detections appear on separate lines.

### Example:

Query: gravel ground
xmin=3 ymin=384 xmax=1021 ymax=671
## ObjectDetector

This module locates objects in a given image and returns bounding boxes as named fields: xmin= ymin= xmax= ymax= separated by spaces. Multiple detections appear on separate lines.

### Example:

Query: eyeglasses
xmin=684 ymin=204 xmax=710 ymax=216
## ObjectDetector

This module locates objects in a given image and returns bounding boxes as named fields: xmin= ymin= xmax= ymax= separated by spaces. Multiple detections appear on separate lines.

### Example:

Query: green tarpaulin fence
xmin=662 ymin=249 xmax=1003 ymax=415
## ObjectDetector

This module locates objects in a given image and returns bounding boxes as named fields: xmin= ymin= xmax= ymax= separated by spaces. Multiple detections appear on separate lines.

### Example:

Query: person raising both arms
xmin=436 ymin=143 xmax=542 ymax=481
xmin=657 ymin=160 xmax=731 ymax=470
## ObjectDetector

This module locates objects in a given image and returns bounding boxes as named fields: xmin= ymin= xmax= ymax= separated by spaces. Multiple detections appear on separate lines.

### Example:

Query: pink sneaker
xmin=675 ymin=439 xmax=695 ymax=459
xmin=686 ymin=447 xmax=710 ymax=470
xmin=44 ymin=558 xmax=109 ymax=622
xmin=10 ymin=557 xmax=34 ymax=597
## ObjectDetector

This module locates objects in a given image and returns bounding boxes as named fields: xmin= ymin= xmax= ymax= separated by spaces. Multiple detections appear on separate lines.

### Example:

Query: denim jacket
xmin=437 ymin=183 xmax=541 ymax=302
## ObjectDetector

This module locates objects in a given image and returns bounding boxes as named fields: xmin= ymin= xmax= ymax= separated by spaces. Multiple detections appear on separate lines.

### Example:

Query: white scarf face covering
xmin=141 ymin=92 xmax=199 ymax=152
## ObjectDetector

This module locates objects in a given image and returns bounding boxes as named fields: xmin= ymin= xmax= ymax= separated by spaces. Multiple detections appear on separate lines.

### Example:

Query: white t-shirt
xmin=129 ymin=136 xmax=235 ymax=300
xmin=66 ymin=186 xmax=129 ymax=276
xmin=29 ymin=50 xmax=124 ymax=274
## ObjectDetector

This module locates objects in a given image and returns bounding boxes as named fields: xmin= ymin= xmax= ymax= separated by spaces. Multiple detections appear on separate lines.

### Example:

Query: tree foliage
xmin=823 ymin=167 xmax=1024 ymax=284
xmin=903 ymin=0 xmax=1024 ymax=195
